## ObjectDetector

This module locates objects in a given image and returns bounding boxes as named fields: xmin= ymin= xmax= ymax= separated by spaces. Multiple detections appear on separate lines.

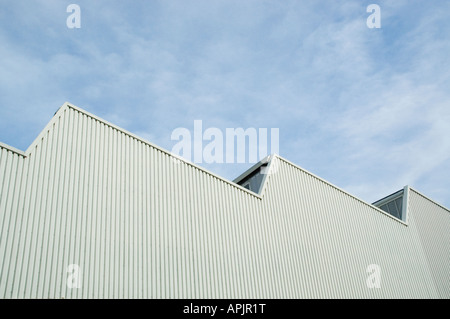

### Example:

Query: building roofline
xmin=67 ymin=102 xmax=269 ymax=199
xmin=409 ymin=187 xmax=450 ymax=214
xmin=0 ymin=141 xmax=26 ymax=157
xmin=1 ymin=102 xmax=448 ymax=219
xmin=9 ymin=102 xmax=264 ymax=199
xmin=276 ymin=156 xmax=409 ymax=225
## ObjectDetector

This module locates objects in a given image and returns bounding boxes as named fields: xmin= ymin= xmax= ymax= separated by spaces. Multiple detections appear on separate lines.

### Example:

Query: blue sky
xmin=1 ymin=0 xmax=449 ymax=208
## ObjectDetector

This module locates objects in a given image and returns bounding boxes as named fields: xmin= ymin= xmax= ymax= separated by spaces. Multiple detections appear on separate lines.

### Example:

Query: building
xmin=0 ymin=102 xmax=449 ymax=298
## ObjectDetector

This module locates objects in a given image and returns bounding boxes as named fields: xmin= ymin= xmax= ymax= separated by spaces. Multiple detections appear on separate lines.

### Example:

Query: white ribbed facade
xmin=0 ymin=102 xmax=449 ymax=299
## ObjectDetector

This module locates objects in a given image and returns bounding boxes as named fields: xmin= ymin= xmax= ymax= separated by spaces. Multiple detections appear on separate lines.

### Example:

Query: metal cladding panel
xmin=408 ymin=189 xmax=450 ymax=298
xmin=0 ymin=147 xmax=26 ymax=299
xmin=0 ymin=103 xmax=449 ymax=298
xmin=264 ymin=159 xmax=440 ymax=298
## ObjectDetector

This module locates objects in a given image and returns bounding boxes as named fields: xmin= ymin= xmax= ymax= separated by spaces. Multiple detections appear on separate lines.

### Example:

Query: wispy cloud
xmin=0 ymin=0 xmax=449 ymax=207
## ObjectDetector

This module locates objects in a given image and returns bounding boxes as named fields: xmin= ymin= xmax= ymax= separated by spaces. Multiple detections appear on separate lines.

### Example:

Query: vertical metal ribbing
xmin=240 ymin=188 xmax=254 ymax=298
xmin=197 ymin=169 xmax=206 ymax=298
xmin=211 ymin=179 xmax=221 ymax=298
xmin=0 ymin=150 xmax=22 ymax=298
xmin=1 ymin=152 xmax=17 ymax=296
xmin=255 ymin=188 xmax=269 ymax=299
xmin=103 ymin=119 xmax=111 ymax=298
xmin=13 ymin=149 xmax=30 ymax=298
xmin=267 ymin=160 xmax=289 ymax=298
xmin=80 ymin=117 xmax=89 ymax=298
xmin=409 ymin=189 xmax=450 ymax=298
xmin=0 ymin=149 xmax=11 ymax=297
xmin=45 ymin=115 xmax=63 ymax=299
xmin=276 ymin=158 xmax=443 ymax=298
xmin=177 ymin=161 xmax=184 ymax=299
xmin=6 ymin=151 xmax=27 ymax=299
xmin=37 ymin=120 xmax=55 ymax=299
xmin=115 ymin=129 xmax=122 ymax=299
xmin=76 ymin=112 xmax=87 ymax=299
xmin=128 ymin=131 xmax=135 ymax=297
xmin=213 ymin=179 xmax=222 ymax=298
xmin=155 ymin=149 xmax=162 ymax=298
xmin=166 ymin=152 xmax=173 ymax=299
xmin=52 ymin=109 xmax=69 ymax=298
xmin=150 ymin=146 xmax=156 ymax=298
xmin=134 ymin=139 xmax=140 ymax=298
xmin=169 ymin=153 xmax=176 ymax=298
xmin=277 ymin=163 xmax=297 ymax=298
xmin=160 ymin=150 xmax=166 ymax=298
xmin=190 ymin=167 xmax=198 ymax=298
xmin=282 ymin=162 xmax=302 ymax=298
xmin=145 ymin=141 xmax=151 ymax=298
xmin=103 ymin=119 xmax=110 ymax=299
xmin=84 ymin=118 xmax=95 ymax=298
xmin=25 ymin=130 xmax=44 ymax=298
xmin=88 ymin=119 xmax=97 ymax=298
xmin=137 ymin=140 xmax=144 ymax=299
xmin=1 ymin=104 xmax=449 ymax=299
xmin=257 ymin=174 xmax=275 ymax=298
xmin=223 ymin=180 xmax=235 ymax=298
xmin=64 ymin=109 xmax=77 ymax=299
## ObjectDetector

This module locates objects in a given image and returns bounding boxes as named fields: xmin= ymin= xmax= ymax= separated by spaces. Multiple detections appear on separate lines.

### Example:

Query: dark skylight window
xmin=378 ymin=196 xmax=403 ymax=219
xmin=373 ymin=189 xmax=404 ymax=220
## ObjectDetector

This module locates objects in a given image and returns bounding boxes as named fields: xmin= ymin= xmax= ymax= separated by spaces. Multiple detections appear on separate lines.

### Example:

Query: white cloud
xmin=0 ymin=1 xmax=449 ymax=207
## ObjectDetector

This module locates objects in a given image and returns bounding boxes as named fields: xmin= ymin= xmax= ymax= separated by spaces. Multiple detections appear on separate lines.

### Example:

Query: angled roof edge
xmin=2 ymin=102 xmax=447 ymax=218
xmin=8 ymin=102 xmax=264 ymax=199
xmin=409 ymin=187 xmax=450 ymax=214
xmin=24 ymin=102 xmax=71 ymax=155
xmin=275 ymin=156 xmax=409 ymax=226
xmin=0 ymin=141 xmax=26 ymax=157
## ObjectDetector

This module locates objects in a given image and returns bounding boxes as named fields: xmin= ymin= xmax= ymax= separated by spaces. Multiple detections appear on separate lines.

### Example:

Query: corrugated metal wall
xmin=0 ymin=103 xmax=448 ymax=298
xmin=408 ymin=189 xmax=450 ymax=298
xmin=264 ymin=159 xmax=441 ymax=298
